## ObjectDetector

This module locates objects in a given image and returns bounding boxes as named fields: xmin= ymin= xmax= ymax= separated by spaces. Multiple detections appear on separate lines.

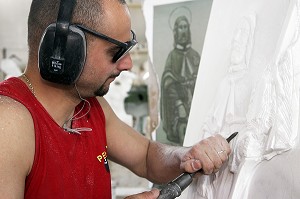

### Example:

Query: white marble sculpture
xmin=187 ymin=14 xmax=257 ymax=199
xmin=188 ymin=1 xmax=300 ymax=198
xmin=202 ymin=14 xmax=256 ymax=139
xmin=230 ymin=2 xmax=300 ymax=198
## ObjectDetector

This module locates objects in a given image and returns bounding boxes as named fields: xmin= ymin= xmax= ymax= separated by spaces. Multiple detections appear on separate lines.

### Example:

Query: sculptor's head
xmin=173 ymin=16 xmax=191 ymax=47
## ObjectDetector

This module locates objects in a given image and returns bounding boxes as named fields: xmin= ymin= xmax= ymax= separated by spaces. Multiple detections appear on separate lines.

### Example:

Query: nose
xmin=116 ymin=53 xmax=133 ymax=71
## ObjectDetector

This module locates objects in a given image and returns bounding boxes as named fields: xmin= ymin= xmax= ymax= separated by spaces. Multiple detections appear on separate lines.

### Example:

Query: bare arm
xmin=0 ymin=96 xmax=35 ymax=199
xmin=99 ymin=97 xmax=151 ymax=177
xmin=99 ymin=97 xmax=231 ymax=184
xmin=146 ymin=134 xmax=230 ymax=183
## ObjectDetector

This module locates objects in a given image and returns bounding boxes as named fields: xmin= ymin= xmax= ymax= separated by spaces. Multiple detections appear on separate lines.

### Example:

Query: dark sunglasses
xmin=75 ymin=24 xmax=138 ymax=62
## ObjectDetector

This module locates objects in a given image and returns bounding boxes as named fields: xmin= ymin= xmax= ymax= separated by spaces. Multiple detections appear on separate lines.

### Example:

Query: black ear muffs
xmin=38 ymin=0 xmax=86 ymax=85
xmin=39 ymin=24 xmax=86 ymax=84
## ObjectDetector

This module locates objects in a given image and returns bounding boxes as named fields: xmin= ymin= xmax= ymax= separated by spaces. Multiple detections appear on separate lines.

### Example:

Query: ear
xmin=38 ymin=24 xmax=86 ymax=85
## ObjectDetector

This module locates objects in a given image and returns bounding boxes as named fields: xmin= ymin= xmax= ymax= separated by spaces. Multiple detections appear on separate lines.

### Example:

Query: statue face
xmin=176 ymin=19 xmax=190 ymax=46
xmin=230 ymin=20 xmax=251 ymax=66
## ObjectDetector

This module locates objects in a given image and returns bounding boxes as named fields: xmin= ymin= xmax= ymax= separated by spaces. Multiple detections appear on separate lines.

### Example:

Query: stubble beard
xmin=94 ymin=83 xmax=109 ymax=97
xmin=93 ymin=73 xmax=120 ymax=97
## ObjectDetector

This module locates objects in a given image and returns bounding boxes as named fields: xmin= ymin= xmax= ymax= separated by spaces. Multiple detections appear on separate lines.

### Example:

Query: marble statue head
xmin=229 ymin=14 xmax=256 ymax=72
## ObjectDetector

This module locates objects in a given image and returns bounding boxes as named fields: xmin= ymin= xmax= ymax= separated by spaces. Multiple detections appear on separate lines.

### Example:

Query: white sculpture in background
xmin=104 ymin=71 xmax=136 ymax=126
xmin=188 ymin=2 xmax=300 ymax=198
xmin=0 ymin=55 xmax=23 ymax=80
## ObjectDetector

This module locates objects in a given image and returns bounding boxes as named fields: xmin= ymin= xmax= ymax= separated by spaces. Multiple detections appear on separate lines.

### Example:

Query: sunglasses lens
xmin=112 ymin=42 xmax=136 ymax=62
xmin=112 ymin=30 xmax=137 ymax=62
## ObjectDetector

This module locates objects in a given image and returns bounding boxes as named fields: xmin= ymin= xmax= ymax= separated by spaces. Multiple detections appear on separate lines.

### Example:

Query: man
xmin=0 ymin=0 xmax=231 ymax=198
xmin=161 ymin=15 xmax=201 ymax=145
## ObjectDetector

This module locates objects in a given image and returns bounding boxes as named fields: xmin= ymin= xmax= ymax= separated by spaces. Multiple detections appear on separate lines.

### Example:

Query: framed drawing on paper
xmin=148 ymin=0 xmax=213 ymax=146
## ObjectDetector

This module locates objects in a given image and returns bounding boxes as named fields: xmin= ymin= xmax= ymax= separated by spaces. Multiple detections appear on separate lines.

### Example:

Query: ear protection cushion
xmin=38 ymin=23 xmax=86 ymax=85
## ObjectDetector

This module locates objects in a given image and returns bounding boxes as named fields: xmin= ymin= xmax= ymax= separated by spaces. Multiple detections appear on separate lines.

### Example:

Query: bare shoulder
xmin=97 ymin=97 xmax=112 ymax=112
xmin=0 ymin=95 xmax=34 ymax=131
xmin=0 ymin=95 xmax=35 ymax=197
xmin=96 ymin=97 xmax=117 ymax=121
xmin=96 ymin=96 xmax=129 ymax=128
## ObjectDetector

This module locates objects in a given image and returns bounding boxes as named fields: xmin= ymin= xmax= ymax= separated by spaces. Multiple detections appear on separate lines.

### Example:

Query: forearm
xmin=145 ymin=141 xmax=189 ymax=184
xmin=144 ymin=134 xmax=232 ymax=184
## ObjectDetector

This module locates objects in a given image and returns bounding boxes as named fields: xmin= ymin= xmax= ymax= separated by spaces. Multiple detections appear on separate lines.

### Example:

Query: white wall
xmin=0 ymin=0 xmax=31 ymax=62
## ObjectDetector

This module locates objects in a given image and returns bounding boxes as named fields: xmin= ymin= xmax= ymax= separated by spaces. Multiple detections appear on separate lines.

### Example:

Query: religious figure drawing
xmin=160 ymin=8 xmax=201 ymax=145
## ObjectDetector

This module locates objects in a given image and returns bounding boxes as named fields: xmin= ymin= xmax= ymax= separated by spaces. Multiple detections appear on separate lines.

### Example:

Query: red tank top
xmin=0 ymin=78 xmax=111 ymax=199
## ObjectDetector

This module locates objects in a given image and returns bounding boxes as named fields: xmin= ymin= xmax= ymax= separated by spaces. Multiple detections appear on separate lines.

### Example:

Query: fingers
xmin=181 ymin=134 xmax=232 ymax=175
xmin=213 ymin=135 xmax=231 ymax=163
xmin=217 ymin=134 xmax=232 ymax=155
xmin=124 ymin=189 xmax=160 ymax=199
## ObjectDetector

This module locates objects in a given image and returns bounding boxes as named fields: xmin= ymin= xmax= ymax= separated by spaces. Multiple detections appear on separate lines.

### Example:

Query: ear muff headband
xmin=38 ymin=0 xmax=86 ymax=85
xmin=52 ymin=0 xmax=76 ymax=59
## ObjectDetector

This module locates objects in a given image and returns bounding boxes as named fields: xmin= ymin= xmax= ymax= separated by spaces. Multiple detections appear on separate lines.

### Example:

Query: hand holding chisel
xmin=157 ymin=132 xmax=238 ymax=199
